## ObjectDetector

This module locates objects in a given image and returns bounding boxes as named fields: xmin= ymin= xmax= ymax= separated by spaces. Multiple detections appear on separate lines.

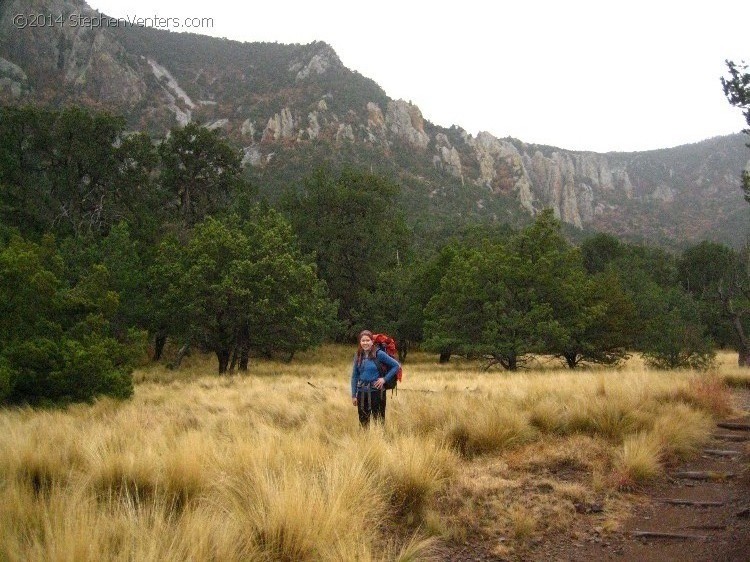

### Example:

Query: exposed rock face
xmin=0 ymin=57 xmax=27 ymax=98
xmin=467 ymin=132 xmax=536 ymax=214
xmin=290 ymin=43 xmax=341 ymax=81
xmin=0 ymin=0 xmax=146 ymax=106
xmin=262 ymin=108 xmax=296 ymax=143
xmin=434 ymin=133 xmax=463 ymax=181
xmin=241 ymin=119 xmax=256 ymax=139
xmin=385 ymin=100 xmax=430 ymax=149
xmin=295 ymin=54 xmax=329 ymax=80
xmin=336 ymin=123 xmax=355 ymax=143
xmin=241 ymin=145 xmax=261 ymax=167
xmin=206 ymin=118 xmax=228 ymax=131
xmin=305 ymin=112 xmax=320 ymax=140
xmin=148 ymin=59 xmax=194 ymax=125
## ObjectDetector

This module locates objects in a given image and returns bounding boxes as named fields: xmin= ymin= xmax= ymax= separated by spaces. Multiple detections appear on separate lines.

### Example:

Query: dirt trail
xmin=438 ymin=388 xmax=750 ymax=561
xmin=541 ymin=388 xmax=750 ymax=562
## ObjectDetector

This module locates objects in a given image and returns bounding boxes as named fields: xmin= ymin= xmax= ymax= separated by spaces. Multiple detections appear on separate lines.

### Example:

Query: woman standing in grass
xmin=351 ymin=330 xmax=400 ymax=427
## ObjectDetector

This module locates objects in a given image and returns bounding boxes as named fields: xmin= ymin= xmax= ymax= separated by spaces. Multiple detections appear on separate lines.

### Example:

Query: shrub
xmin=0 ymin=234 xmax=140 ymax=406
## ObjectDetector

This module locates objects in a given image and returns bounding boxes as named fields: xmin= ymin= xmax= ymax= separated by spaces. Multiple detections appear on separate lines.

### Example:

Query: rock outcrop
xmin=0 ymin=0 xmax=146 ymax=107
xmin=385 ymin=100 xmax=430 ymax=149
xmin=0 ymin=57 xmax=28 ymax=98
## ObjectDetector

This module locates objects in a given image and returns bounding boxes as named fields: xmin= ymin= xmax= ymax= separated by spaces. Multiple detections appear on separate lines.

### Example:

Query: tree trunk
xmin=152 ymin=333 xmax=167 ymax=361
xmin=238 ymin=322 xmax=250 ymax=372
xmin=729 ymin=307 xmax=750 ymax=367
xmin=239 ymin=348 xmax=249 ymax=372
xmin=228 ymin=346 xmax=238 ymax=374
xmin=563 ymin=351 xmax=579 ymax=369
xmin=398 ymin=341 xmax=409 ymax=363
xmin=171 ymin=341 xmax=190 ymax=370
xmin=505 ymin=353 xmax=518 ymax=371
xmin=438 ymin=351 xmax=451 ymax=364
xmin=720 ymin=284 xmax=750 ymax=368
xmin=216 ymin=348 xmax=231 ymax=375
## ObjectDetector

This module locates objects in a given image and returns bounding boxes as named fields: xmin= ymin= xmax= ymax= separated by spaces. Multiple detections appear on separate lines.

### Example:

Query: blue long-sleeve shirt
xmin=351 ymin=350 xmax=400 ymax=397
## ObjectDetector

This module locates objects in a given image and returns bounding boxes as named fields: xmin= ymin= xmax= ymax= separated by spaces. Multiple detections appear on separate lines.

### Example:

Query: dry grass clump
xmin=720 ymin=367 xmax=750 ymax=390
xmin=651 ymin=403 xmax=712 ymax=460
xmin=507 ymin=434 xmax=610 ymax=477
xmin=669 ymin=375 xmax=733 ymax=417
xmin=381 ymin=435 xmax=457 ymax=521
xmin=444 ymin=404 xmax=536 ymax=458
xmin=713 ymin=350 xmax=750 ymax=390
xmin=507 ymin=504 xmax=538 ymax=541
xmin=215 ymin=454 xmax=384 ymax=561
xmin=611 ymin=432 xmax=663 ymax=489
xmin=568 ymin=396 xmax=644 ymax=439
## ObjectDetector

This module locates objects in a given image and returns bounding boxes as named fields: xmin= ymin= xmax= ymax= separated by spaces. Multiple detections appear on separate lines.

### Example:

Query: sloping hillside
xmin=1 ymin=0 xmax=748 ymax=245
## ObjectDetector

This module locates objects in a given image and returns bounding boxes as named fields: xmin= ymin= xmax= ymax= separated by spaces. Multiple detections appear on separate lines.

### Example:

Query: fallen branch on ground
xmin=658 ymin=498 xmax=725 ymax=507
xmin=672 ymin=471 xmax=735 ymax=480
xmin=702 ymin=449 xmax=742 ymax=456
xmin=717 ymin=422 xmax=750 ymax=431
xmin=632 ymin=531 xmax=706 ymax=540
xmin=712 ymin=433 xmax=749 ymax=442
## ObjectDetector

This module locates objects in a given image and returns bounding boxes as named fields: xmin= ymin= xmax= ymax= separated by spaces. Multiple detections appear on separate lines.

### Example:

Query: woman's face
xmin=360 ymin=335 xmax=373 ymax=351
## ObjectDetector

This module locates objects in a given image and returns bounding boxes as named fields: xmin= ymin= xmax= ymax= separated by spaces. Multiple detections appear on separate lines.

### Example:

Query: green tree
xmin=108 ymin=131 xmax=164 ymax=243
xmin=58 ymin=223 xmax=155 ymax=342
xmin=0 ymin=106 xmax=164 ymax=240
xmin=721 ymin=60 xmax=750 ymax=365
xmin=721 ymin=59 xmax=750 ymax=201
xmin=354 ymin=246 xmax=457 ymax=361
xmin=158 ymin=122 xmax=242 ymax=229
xmin=156 ymin=211 xmax=336 ymax=374
xmin=677 ymin=241 xmax=736 ymax=348
xmin=47 ymin=107 xmax=127 ymax=236
xmin=0 ymin=106 xmax=55 ymax=236
xmin=425 ymin=241 xmax=560 ymax=370
xmin=550 ymin=269 xmax=635 ymax=369
xmin=425 ymin=212 xmax=637 ymax=370
xmin=580 ymin=232 xmax=625 ymax=274
xmin=0 ymin=232 xmax=140 ymax=405
xmin=640 ymin=286 xmax=715 ymax=370
xmin=715 ymin=244 xmax=750 ymax=366
xmin=284 ymin=166 xmax=409 ymax=335
xmin=513 ymin=211 xmax=634 ymax=368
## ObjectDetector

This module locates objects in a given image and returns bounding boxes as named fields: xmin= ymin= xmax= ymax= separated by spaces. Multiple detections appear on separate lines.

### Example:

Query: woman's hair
xmin=356 ymin=330 xmax=377 ymax=365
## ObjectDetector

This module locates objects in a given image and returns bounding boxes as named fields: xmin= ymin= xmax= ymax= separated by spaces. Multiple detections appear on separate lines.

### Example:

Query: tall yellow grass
xmin=0 ymin=347 xmax=740 ymax=560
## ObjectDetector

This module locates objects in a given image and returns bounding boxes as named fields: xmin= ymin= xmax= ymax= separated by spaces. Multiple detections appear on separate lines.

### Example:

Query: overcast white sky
xmin=85 ymin=0 xmax=748 ymax=153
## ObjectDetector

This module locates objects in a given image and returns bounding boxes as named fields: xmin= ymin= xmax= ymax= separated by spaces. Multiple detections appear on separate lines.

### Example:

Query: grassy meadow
xmin=1 ymin=347 xmax=749 ymax=561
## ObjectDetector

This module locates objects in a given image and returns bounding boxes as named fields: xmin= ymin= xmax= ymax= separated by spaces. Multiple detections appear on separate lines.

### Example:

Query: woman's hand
xmin=352 ymin=396 xmax=358 ymax=406
xmin=373 ymin=377 xmax=385 ymax=390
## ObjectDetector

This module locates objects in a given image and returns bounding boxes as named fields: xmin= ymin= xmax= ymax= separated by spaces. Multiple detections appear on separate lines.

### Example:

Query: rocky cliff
xmin=1 ymin=0 xmax=748 ymax=246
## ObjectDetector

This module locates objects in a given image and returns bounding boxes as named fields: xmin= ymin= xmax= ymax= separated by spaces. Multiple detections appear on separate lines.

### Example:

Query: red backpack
xmin=373 ymin=333 xmax=403 ymax=391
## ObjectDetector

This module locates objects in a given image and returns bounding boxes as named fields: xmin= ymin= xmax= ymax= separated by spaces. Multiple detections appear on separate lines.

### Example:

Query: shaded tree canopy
xmin=151 ymin=210 xmax=337 ymax=374
xmin=283 ymin=166 xmax=409 ymax=336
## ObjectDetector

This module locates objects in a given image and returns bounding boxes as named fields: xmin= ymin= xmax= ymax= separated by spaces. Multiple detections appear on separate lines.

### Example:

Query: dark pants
xmin=357 ymin=387 xmax=386 ymax=427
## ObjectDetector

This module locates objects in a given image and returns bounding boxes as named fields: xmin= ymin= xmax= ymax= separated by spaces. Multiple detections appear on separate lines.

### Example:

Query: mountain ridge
xmin=1 ymin=0 xmax=748 ymax=246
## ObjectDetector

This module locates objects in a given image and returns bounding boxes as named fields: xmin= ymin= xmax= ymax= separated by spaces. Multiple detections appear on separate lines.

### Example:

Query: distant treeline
xmin=1 ymin=105 xmax=748 ymax=406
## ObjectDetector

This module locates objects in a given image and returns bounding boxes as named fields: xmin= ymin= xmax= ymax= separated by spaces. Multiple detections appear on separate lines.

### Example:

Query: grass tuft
xmin=445 ymin=404 xmax=535 ymax=458
xmin=612 ymin=432 xmax=663 ymax=488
